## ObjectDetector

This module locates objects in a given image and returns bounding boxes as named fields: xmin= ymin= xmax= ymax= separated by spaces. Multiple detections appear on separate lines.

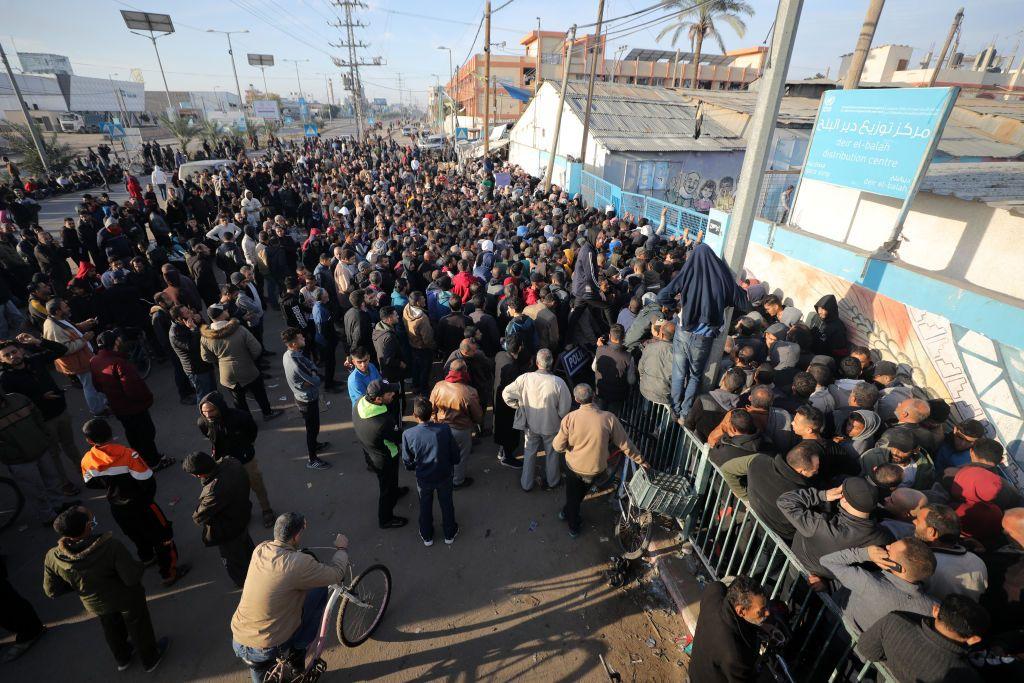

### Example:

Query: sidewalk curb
xmin=646 ymin=533 xmax=704 ymax=637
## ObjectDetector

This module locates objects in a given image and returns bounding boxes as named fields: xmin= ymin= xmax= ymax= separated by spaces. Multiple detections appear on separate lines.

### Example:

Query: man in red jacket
xmin=90 ymin=329 xmax=174 ymax=471
xmin=944 ymin=438 xmax=1022 ymax=550
xmin=450 ymin=259 xmax=478 ymax=304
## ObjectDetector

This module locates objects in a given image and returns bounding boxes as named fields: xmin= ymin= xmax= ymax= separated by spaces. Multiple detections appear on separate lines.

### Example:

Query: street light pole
xmin=438 ymin=46 xmax=455 ymax=136
xmin=0 ymin=41 xmax=49 ymax=172
xmin=207 ymin=29 xmax=250 ymax=132
xmin=283 ymin=58 xmax=310 ymax=121
xmin=543 ymin=25 xmax=576 ymax=193
xmin=579 ymin=0 xmax=605 ymax=166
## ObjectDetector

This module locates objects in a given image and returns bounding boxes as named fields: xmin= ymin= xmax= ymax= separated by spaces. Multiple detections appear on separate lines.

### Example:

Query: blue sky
xmin=5 ymin=0 xmax=1023 ymax=105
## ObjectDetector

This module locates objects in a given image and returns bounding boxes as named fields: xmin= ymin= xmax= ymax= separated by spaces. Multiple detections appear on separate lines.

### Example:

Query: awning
xmin=499 ymin=81 xmax=532 ymax=103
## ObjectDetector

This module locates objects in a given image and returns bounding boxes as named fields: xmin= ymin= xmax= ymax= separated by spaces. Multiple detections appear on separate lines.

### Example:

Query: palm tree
xmin=158 ymin=113 xmax=199 ymax=157
xmin=0 ymin=122 xmax=76 ymax=174
xmin=198 ymin=119 xmax=228 ymax=146
xmin=259 ymin=118 xmax=282 ymax=139
xmin=657 ymin=0 xmax=754 ymax=89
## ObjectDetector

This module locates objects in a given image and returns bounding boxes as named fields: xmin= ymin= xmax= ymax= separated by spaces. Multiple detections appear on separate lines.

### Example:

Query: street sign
xmin=304 ymin=123 xmax=319 ymax=137
xmin=101 ymin=122 xmax=126 ymax=140
xmin=559 ymin=345 xmax=592 ymax=381
xmin=122 ymin=127 xmax=143 ymax=152
xmin=368 ymin=117 xmax=375 ymax=126
xmin=455 ymin=127 xmax=468 ymax=141
xmin=247 ymin=53 xmax=274 ymax=67
xmin=284 ymin=116 xmax=293 ymax=124
xmin=235 ymin=118 xmax=247 ymax=132
xmin=801 ymin=87 xmax=957 ymax=200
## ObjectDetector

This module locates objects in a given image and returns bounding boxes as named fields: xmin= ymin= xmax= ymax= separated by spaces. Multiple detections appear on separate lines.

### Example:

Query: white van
xmin=177 ymin=159 xmax=234 ymax=182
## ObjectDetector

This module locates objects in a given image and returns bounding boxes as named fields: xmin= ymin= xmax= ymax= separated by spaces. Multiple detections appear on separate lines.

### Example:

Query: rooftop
xmin=922 ymin=162 xmax=1024 ymax=213
xmin=623 ymin=48 xmax=737 ymax=65
xmin=559 ymin=80 xmax=746 ymax=153
xmin=671 ymin=89 xmax=822 ymax=126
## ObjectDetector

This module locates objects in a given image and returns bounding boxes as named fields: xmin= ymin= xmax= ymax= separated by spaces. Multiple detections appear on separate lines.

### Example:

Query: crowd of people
xmin=0 ymin=117 xmax=1020 ymax=683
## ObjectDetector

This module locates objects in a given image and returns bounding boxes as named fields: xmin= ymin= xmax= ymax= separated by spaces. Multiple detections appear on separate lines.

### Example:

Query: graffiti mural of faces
xmin=694 ymin=179 xmax=717 ymax=214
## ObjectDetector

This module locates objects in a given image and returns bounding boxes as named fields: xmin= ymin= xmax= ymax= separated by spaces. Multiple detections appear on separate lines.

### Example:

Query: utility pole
xmin=329 ymin=1 xmax=382 ymax=139
xmin=438 ymin=46 xmax=455 ymax=135
xmin=534 ymin=17 xmax=543 ymax=94
xmin=672 ymin=48 xmax=680 ymax=87
xmin=928 ymin=7 xmax=964 ymax=87
xmin=396 ymin=73 xmax=404 ymax=110
xmin=0 ymin=41 xmax=48 ymax=172
xmin=579 ymin=0 xmax=605 ymax=166
xmin=207 ymin=29 xmax=251 ymax=132
xmin=543 ymin=25 xmax=576 ymax=193
xmin=483 ymin=1 xmax=492 ymax=158
xmin=706 ymin=0 xmax=804 ymax=387
xmin=844 ymin=0 xmax=885 ymax=89
xmin=1007 ymin=55 xmax=1024 ymax=101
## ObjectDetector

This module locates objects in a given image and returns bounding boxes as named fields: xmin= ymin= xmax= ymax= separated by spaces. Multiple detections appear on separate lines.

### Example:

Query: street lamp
xmin=247 ymin=53 xmax=274 ymax=96
xmin=437 ymin=45 xmax=455 ymax=135
xmin=207 ymin=28 xmax=250 ymax=134
xmin=120 ymin=10 xmax=175 ymax=116
xmin=282 ymin=58 xmax=310 ymax=120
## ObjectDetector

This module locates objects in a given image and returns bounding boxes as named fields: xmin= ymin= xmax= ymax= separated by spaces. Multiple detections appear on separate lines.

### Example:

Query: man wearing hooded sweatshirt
xmin=811 ymin=295 xmax=849 ymax=359
xmin=44 ymin=506 xmax=169 ymax=672
xmin=657 ymin=243 xmax=748 ymax=421
xmin=352 ymin=380 xmax=409 ymax=529
xmin=197 ymin=392 xmax=276 ymax=528
xmin=835 ymin=408 xmax=883 ymax=462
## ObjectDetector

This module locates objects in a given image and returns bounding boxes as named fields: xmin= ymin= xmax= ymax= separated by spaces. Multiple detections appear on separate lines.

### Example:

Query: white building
xmin=0 ymin=72 xmax=143 ymax=130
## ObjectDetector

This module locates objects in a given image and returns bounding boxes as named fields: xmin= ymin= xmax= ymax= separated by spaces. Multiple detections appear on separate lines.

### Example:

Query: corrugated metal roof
xmin=937 ymin=124 xmax=1024 ymax=159
xmin=671 ymin=89 xmax=820 ymax=125
xmin=623 ymin=48 xmax=735 ymax=65
xmin=922 ymin=162 xmax=1024 ymax=212
xmin=955 ymin=97 xmax=1024 ymax=123
xmin=561 ymin=81 xmax=745 ymax=153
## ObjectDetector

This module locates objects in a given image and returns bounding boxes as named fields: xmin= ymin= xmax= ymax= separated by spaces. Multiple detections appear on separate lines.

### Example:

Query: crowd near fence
xmin=579 ymin=170 xmax=711 ymax=241
xmin=618 ymin=391 xmax=896 ymax=683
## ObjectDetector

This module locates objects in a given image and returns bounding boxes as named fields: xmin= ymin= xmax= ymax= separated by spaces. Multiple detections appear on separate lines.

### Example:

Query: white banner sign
xmin=252 ymin=99 xmax=280 ymax=119
xmin=18 ymin=52 xmax=73 ymax=75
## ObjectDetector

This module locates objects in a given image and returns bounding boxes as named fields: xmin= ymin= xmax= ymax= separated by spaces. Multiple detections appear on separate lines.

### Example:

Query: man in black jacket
xmin=0 ymin=334 xmax=80 ymax=495
xmin=186 ymin=243 xmax=220 ymax=307
xmin=778 ymin=476 xmax=893 ymax=584
xmin=151 ymin=294 xmax=194 ymax=404
xmin=687 ymin=576 xmax=769 ymax=682
xmin=169 ymin=305 xmax=217 ymax=402
xmin=344 ymin=290 xmax=373 ymax=363
xmin=183 ymin=451 xmax=255 ymax=587
xmin=707 ymin=409 xmax=761 ymax=467
xmin=857 ymin=594 xmax=988 ymax=683
xmin=352 ymin=380 xmax=408 ymax=529
xmin=197 ymin=392 xmax=275 ymax=528
xmin=721 ymin=442 xmax=820 ymax=542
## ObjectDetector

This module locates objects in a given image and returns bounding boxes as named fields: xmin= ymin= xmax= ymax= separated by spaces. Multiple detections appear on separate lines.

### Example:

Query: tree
xmin=0 ymin=122 xmax=76 ymax=175
xmin=158 ymin=113 xmax=199 ymax=156
xmin=657 ymin=0 xmax=754 ymax=89
xmin=198 ymin=119 xmax=228 ymax=146
xmin=259 ymin=119 xmax=282 ymax=139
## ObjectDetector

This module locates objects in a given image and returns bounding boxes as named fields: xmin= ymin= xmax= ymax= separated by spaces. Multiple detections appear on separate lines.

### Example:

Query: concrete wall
xmin=790 ymin=178 xmax=1024 ymax=301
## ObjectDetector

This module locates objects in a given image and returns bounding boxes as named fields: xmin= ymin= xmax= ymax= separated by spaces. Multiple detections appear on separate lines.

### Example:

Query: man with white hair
xmin=501 ymin=349 xmax=572 ymax=491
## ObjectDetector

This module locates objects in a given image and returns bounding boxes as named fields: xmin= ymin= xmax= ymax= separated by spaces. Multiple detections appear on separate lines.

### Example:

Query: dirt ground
xmin=0 ymin=187 xmax=689 ymax=680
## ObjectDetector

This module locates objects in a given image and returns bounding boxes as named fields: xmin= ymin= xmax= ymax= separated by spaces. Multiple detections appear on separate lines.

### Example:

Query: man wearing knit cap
xmin=778 ymin=476 xmax=893 ymax=584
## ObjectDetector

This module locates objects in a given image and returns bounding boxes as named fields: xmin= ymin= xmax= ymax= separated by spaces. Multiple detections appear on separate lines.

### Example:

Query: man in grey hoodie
xmin=281 ymin=327 xmax=331 ymax=470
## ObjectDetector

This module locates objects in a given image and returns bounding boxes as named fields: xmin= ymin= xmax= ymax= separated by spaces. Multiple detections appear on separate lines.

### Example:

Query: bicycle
xmin=263 ymin=560 xmax=392 ymax=682
xmin=0 ymin=476 xmax=25 ymax=532
xmin=121 ymin=326 xmax=152 ymax=380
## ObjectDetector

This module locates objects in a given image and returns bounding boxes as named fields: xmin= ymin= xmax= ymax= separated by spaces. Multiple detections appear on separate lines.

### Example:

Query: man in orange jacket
xmin=81 ymin=418 xmax=189 ymax=587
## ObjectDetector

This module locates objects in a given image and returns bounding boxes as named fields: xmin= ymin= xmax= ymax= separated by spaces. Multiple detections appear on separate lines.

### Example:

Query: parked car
xmin=417 ymin=134 xmax=446 ymax=151
xmin=177 ymin=159 xmax=234 ymax=182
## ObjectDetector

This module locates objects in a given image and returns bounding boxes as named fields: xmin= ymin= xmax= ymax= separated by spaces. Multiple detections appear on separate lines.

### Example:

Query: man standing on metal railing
xmin=657 ymin=243 xmax=748 ymax=425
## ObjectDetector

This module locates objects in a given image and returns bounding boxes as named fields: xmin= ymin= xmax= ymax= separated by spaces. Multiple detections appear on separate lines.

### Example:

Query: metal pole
xmin=0 ymin=41 xmax=49 ymax=172
xmin=294 ymin=62 xmax=304 ymax=102
xmin=706 ymin=0 xmax=804 ymax=387
xmin=579 ymin=0 xmax=605 ymax=165
xmin=543 ymin=25 xmax=576 ymax=193
xmin=874 ymin=87 xmax=958 ymax=258
xmin=722 ymin=0 xmax=804 ymax=270
xmin=149 ymin=33 xmax=175 ymax=114
xmin=844 ymin=0 xmax=886 ymax=89
xmin=928 ymin=7 xmax=964 ymax=87
xmin=672 ymin=48 xmax=680 ymax=87
xmin=535 ymin=17 xmax=543 ymax=94
xmin=261 ymin=66 xmax=269 ymax=95
xmin=225 ymin=33 xmax=248 ymax=133
xmin=483 ymin=0 xmax=492 ymax=158
xmin=447 ymin=49 xmax=455 ymax=135
xmin=1007 ymin=55 xmax=1024 ymax=101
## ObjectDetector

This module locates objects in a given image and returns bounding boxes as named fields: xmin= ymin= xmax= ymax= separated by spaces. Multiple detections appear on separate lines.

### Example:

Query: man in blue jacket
xmin=402 ymin=397 xmax=461 ymax=546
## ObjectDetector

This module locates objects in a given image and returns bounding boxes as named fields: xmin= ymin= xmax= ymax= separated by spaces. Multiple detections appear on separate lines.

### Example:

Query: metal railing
xmin=581 ymin=171 xmax=709 ymax=241
xmin=756 ymin=169 xmax=800 ymax=224
xmin=618 ymin=391 xmax=894 ymax=683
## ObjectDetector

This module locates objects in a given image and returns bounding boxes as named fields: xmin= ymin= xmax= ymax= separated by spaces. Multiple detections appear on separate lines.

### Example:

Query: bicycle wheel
xmin=0 ymin=477 xmax=25 ymax=532
xmin=614 ymin=502 xmax=653 ymax=560
xmin=336 ymin=564 xmax=392 ymax=647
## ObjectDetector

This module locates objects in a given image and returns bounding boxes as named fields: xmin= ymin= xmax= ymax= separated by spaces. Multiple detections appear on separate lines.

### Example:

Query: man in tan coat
xmin=429 ymin=359 xmax=482 ymax=489
xmin=403 ymin=291 xmax=435 ymax=395
xmin=42 ymin=298 xmax=108 ymax=415
xmin=231 ymin=512 xmax=349 ymax=680
xmin=200 ymin=304 xmax=281 ymax=421
xmin=553 ymin=383 xmax=648 ymax=538
xmin=523 ymin=292 xmax=560 ymax=353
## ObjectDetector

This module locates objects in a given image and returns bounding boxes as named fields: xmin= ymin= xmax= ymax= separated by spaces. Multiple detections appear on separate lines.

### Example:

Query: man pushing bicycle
xmin=231 ymin=512 xmax=349 ymax=682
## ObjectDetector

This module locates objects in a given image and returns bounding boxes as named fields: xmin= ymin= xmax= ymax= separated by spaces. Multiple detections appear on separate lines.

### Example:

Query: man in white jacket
xmin=501 ymin=348 xmax=572 ymax=491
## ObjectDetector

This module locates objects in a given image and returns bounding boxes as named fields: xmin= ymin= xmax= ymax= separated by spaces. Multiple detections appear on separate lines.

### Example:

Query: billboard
xmin=252 ymin=99 xmax=280 ymax=119
xmin=19 ymin=52 xmax=73 ymax=75
xmin=801 ymin=87 xmax=958 ymax=200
